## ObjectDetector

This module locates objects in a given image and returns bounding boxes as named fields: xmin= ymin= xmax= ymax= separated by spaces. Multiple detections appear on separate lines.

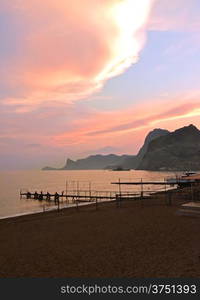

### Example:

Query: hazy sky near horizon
xmin=1 ymin=0 xmax=200 ymax=169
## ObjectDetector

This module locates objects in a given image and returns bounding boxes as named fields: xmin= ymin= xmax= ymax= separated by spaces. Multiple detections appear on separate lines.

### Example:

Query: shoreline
xmin=0 ymin=198 xmax=117 ymax=222
xmin=0 ymin=183 xmax=195 ymax=222
xmin=0 ymin=185 xmax=189 ymax=222
xmin=0 ymin=202 xmax=92 ymax=221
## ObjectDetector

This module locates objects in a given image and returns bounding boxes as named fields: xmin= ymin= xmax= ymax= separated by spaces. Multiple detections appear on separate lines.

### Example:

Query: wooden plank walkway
xmin=20 ymin=191 xmax=140 ymax=203
xmin=20 ymin=192 xmax=116 ymax=201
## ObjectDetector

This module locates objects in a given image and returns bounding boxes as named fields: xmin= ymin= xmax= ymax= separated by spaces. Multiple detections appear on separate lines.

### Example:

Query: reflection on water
xmin=0 ymin=170 xmax=178 ymax=218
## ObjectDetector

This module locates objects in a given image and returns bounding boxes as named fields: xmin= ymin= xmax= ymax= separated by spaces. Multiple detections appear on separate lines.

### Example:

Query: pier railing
xmin=20 ymin=176 xmax=198 ymax=214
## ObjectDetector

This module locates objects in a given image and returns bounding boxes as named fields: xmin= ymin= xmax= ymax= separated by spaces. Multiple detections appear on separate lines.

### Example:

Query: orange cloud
xmin=54 ymin=97 xmax=200 ymax=146
xmin=1 ymin=0 xmax=154 ymax=107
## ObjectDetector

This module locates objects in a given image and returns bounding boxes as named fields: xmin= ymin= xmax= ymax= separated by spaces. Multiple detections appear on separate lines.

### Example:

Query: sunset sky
xmin=1 ymin=0 xmax=200 ymax=169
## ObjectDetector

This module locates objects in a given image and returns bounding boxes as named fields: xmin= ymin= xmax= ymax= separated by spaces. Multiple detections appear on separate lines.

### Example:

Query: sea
xmin=0 ymin=169 xmax=178 ymax=219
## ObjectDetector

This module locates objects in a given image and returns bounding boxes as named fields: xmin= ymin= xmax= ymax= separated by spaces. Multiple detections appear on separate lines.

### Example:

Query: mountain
xmin=42 ymin=125 xmax=200 ymax=171
xmin=137 ymin=124 xmax=200 ymax=171
xmin=42 ymin=154 xmax=136 ymax=170
xmin=121 ymin=128 xmax=170 ymax=169
xmin=64 ymin=154 xmax=134 ymax=170
xmin=42 ymin=128 xmax=170 ymax=171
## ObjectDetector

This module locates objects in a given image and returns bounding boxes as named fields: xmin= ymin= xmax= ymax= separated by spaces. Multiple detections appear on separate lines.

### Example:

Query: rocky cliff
xmin=121 ymin=128 xmax=169 ymax=169
xmin=137 ymin=124 xmax=200 ymax=171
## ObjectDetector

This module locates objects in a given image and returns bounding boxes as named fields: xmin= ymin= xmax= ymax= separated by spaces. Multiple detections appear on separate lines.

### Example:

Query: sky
xmin=0 ymin=0 xmax=200 ymax=169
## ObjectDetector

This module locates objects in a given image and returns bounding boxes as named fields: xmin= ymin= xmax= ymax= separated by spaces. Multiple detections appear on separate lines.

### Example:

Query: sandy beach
xmin=0 ymin=194 xmax=200 ymax=278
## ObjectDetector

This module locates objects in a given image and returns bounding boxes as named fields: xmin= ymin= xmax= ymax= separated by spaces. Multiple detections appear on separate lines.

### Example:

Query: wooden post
xmin=118 ymin=178 xmax=122 ymax=207
xmin=140 ymin=179 xmax=144 ymax=208
xmin=61 ymin=191 xmax=64 ymax=203
xmin=95 ymin=198 xmax=98 ymax=210
xmin=76 ymin=200 xmax=79 ymax=211
xmin=89 ymin=182 xmax=92 ymax=199
xmin=77 ymin=181 xmax=80 ymax=197
xmin=73 ymin=181 xmax=75 ymax=195
xmin=65 ymin=180 xmax=68 ymax=195
xmin=118 ymin=178 xmax=121 ymax=196
xmin=96 ymin=191 xmax=98 ymax=203
xmin=116 ymin=194 xmax=119 ymax=208
xmin=164 ymin=180 xmax=167 ymax=205
xmin=191 ymin=182 xmax=194 ymax=202
xmin=140 ymin=179 xmax=143 ymax=200
xmin=57 ymin=196 xmax=60 ymax=212
xmin=140 ymin=179 xmax=144 ymax=207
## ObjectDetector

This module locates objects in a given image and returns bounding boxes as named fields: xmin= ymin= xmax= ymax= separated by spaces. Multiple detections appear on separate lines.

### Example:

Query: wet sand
xmin=0 ymin=197 xmax=200 ymax=278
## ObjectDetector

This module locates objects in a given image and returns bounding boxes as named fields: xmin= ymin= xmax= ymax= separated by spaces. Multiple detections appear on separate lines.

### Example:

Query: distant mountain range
xmin=42 ymin=154 xmax=136 ymax=170
xmin=42 ymin=124 xmax=200 ymax=171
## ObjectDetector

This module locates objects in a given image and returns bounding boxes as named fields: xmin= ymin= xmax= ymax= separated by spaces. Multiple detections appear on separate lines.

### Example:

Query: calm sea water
xmin=0 ymin=170 xmax=177 ymax=218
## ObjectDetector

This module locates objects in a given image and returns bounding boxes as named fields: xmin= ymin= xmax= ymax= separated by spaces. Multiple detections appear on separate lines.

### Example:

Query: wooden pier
xmin=20 ymin=177 xmax=173 ymax=205
xmin=20 ymin=190 xmax=141 ymax=202
xmin=20 ymin=191 xmax=117 ymax=202
xmin=20 ymin=178 xmax=179 ymax=213
xmin=20 ymin=189 xmax=142 ymax=213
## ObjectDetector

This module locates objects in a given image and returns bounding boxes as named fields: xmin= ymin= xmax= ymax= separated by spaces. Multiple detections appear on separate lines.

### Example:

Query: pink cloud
xmin=1 ymin=0 xmax=154 ymax=108
xmin=54 ymin=96 xmax=200 ymax=147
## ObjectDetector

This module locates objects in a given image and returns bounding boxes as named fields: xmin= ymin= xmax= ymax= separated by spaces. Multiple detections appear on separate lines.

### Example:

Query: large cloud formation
xmin=54 ymin=98 xmax=200 ymax=146
xmin=0 ymin=0 xmax=154 ymax=106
